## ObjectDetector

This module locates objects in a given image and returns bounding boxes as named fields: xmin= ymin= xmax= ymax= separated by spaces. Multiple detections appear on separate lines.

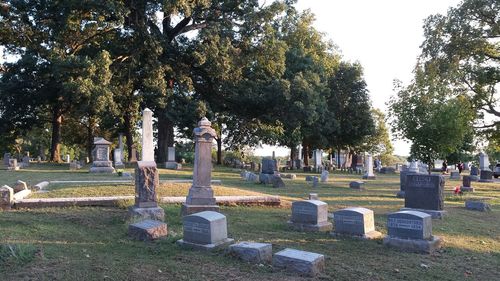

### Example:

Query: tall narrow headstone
xmin=181 ymin=117 xmax=219 ymax=216
xmin=479 ymin=152 xmax=491 ymax=171
xmin=3 ymin=153 xmax=10 ymax=166
xmin=383 ymin=210 xmax=442 ymax=253
xmin=165 ymin=146 xmax=181 ymax=169
xmin=313 ymin=149 xmax=323 ymax=172
xmin=127 ymin=109 xmax=164 ymax=221
xmin=114 ymin=149 xmax=125 ymax=169
xmin=403 ymin=174 xmax=445 ymax=219
xmin=362 ymin=154 xmax=376 ymax=179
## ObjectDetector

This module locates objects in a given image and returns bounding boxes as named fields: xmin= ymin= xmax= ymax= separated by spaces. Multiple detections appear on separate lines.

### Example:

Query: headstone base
xmin=460 ymin=186 xmax=474 ymax=192
xmin=478 ymin=179 xmax=493 ymax=183
xmin=229 ymin=242 xmax=272 ymax=263
xmin=330 ymin=230 xmax=382 ymax=240
xmin=383 ymin=235 xmax=443 ymax=254
xmin=287 ymin=221 xmax=333 ymax=232
xmin=176 ymin=238 xmax=234 ymax=251
xmin=400 ymin=208 xmax=446 ymax=219
xmin=127 ymin=206 xmax=165 ymax=222
xmin=396 ymin=191 xmax=405 ymax=198
xmin=180 ymin=203 xmax=220 ymax=216
xmin=128 ymin=219 xmax=168 ymax=241
xmin=89 ymin=166 xmax=115 ymax=173
xmin=165 ymin=162 xmax=182 ymax=170
xmin=469 ymin=175 xmax=479 ymax=181
xmin=362 ymin=175 xmax=376 ymax=180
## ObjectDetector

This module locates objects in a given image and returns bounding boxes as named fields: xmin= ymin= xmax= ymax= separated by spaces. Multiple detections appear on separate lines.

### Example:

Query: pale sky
xmin=255 ymin=0 xmax=462 ymax=157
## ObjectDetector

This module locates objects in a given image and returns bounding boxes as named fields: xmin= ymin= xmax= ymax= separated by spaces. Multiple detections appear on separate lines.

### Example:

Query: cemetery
xmin=0 ymin=0 xmax=499 ymax=280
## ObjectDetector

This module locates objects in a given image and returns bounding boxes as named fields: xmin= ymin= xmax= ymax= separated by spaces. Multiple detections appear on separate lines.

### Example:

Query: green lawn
xmin=0 ymin=164 xmax=499 ymax=280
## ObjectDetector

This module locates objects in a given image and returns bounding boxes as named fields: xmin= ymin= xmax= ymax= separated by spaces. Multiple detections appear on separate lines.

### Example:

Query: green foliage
xmin=361 ymin=109 xmax=394 ymax=165
xmin=0 ymin=244 xmax=38 ymax=270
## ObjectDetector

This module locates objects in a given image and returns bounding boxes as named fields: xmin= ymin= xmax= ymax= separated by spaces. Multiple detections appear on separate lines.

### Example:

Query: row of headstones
xmin=288 ymin=198 xmax=443 ymax=254
xmin=3 ymin=153 xmax=31 ymax=170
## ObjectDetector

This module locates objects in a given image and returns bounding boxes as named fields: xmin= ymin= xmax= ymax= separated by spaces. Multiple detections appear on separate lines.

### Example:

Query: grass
xmin=0 ymin=164 xmax=499 ymax=280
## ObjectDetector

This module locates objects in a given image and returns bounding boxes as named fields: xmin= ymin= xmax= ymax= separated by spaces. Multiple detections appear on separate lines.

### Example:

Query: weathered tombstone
xmin=288 ymin=200 xmax=332 ymax=232
xmin=320 ymin=170 xmax=329 ymax=182
xmin=181 ymin=118 xmax=219 ymax=216
xmin=479 ymin=152 xmax=491 ymax=171
xmin=177 ymin=211 xmax=234 ymax=250
xmin=246 ymin=172 xmax=259 ymax=183
xmin=3 ymin=153 xmax=10 ymax=166
xmin=313 ymin=149 xmax=323 ymax=172
xmin=13 ymin=180 xmax=28 ymax=193
xmin=7 ymin=159 xmax=19 ymax=171
xmin=362 ymin=154 xmax=376 ymax=179
xmin=165 ymin=146 xmax=181 ymax=169
xmin=470 ymin=165 xmax=480 ymax=181
xmin=271 ymin=175 xmax=285 ymax=188
xmin=128 ymin=219 xmax=168 ymax=241
xmin=89 ymin=138 xmax=115 ymax=173
xmin=479 ymin=170 xmax=493 ymax=183
xmin=349 ymin=181 xmax=365 ymax=190
xmin=22 ymin=155 xmax=30 ymax=167
xmin=281 ymin=173 xmax=296 ymax=180
xmin=403 ymin=174 xmax=445 ymax=219
xmin=229 ymin=242 xmax=272 ymax=263
xmin=460 ymin=176 xmax=474 ymax=192
xmin=273 ymin=248 xmax=325 ymax=277
xmin=331 ymin=207 xmax=382 ymax=239
xmin=312 ymin=176 xmax=319 ymax=188
xmin=308 ymin=193 xmax=319 ymax=200
xmin=65 ymin=154 xmax=70 ymax=163
xmin=294 ymin=159 xmax=303 ymax=170
xmin=465 ymin=199 xmax=491 ymax=212
xmin=261 ymin=158 xmax=276 ymax=174
xmin=0 ymin=185 xmax=14 ymax=210
xmin=259 ymin=173 xmax=272 ymax=184
xmin=383 ymin=210 xmax=442 ymax=254
xmin=408 ymin=160 xmax=419 ymax=173
xmin=127 ymin=109 xmax=164 ymax=222
xmin=450 ymin=170 xmax=460 ymax=180
xmin=129 ymin=145 xmax=138 ymax=163
xmin=114 ymin=149 xmax=125 ymax=169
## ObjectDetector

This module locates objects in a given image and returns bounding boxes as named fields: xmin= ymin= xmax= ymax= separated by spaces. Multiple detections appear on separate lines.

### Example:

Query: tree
xmin=388 ymin=68 xmax=476 ymax=171
xmin=420 ymin=0 xmax=499 ymax=136
xmin=360 ymin=109 xmax=394 ymax=166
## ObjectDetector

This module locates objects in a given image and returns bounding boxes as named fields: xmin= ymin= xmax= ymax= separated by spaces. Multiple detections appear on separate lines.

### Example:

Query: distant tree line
xmin=0 ymin=0 xmax=394 ymax=164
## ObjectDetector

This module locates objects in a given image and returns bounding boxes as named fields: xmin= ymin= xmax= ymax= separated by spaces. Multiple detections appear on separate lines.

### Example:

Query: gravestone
xmin=362 ymin=154 xmax=376 ymax=179
xmin=271 ymin=175 xmax=285 ymax=188
xmin=181 ymin=118 xmax=219 ymax=216
xmin=470 ymin=166 xmax=479 ymax=181
xmin=320 ymin=170 xmax=329 ymax=182
xmin=127 ymin=109 xmax=164 ymax=222
xmin=450 ymin=170 xmax=460 ymax=180
xmin=229 ymin=242 xmax=272 ymax=263
xmin=3 ymin=153 xmax=10 ymax=166
xmin=165 ymin=146 xmax=182 ymax=169
xmin=313 ymin=149 xmax=323 ymax=172
xmin=261 ymin=158 xmax=276 ymax=174
xmin=465 ymin=200 xmax=491 ymax=212
xmin=349 ymin=181 xmax=364 ymax=190
xmin=7 ymin=159 xmax=19 ymax=171
xmin=89 ymin=138 xmax=115 ymax=173
xmin=288 ymin=200 xmax=332 ymax=232
xmin=479 ymin=170 xmax=493 ymax=183
xmin=65 ymin=154 xmax=70 ymax=163
xmin=259 ymin=173 xmax=272 ymax=184
xmin=403 ymin=174 xmax=445 ymax=219
xmin=114 ymin=149 xmax=125 ymax=169
xmin=69 ymin=160 xmax=81 ymax=170
xmin=397 ymin=170 xmax=415 ymax=198
xmin=273 ymin=248 xmax=325 ymax=277
xmin=0 ymin=185 xmax=14 ymax=210
xmin=305 ymin=175 xmax=314 ymax=182
xmin=177 ymin=211 xmax=234 ymax=250
xmin=308 ymin=193 xmax=319 ymax=200
xmin=281 ymin=173 xmax=296 ymax=179
xmin=128 ymin=219 xmax=168 ymax=241
xmin=129 ymin=145 xmax=138 ymax=163
xmin=380 ymin=167 xmax=396 ymax=174
xmin=22 ymin=155 xmax=30 ymax=167
xmin=14 ymin=180 xmax=28 ymax=193
xmin=246 ymin=172 xmax=259 ymax=183
xmin=295 ymin=159 xmax=303 ymax=169
xmin=383 ymin=210 xmax=442 ymax=253
xmin=460 ymin=176 xmax=474 ymax=192
xmin=479 ymin=152 xmax=491 ymax=171
xmin=312 ymin=176 xmax=319 ymax=188
xmin=408 ymin=160 xmax=419 ymax=173
xmin=331 ymin=207 xmax=382 ymax=239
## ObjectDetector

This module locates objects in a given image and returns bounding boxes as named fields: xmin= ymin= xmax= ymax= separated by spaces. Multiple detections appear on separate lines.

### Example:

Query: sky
xmin=255 ymin=0 xmax=462 ymax=157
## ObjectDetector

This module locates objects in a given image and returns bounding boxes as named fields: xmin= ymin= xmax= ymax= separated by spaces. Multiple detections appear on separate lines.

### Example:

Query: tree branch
xmin=167 ymin=17 xmax=192 ymax=41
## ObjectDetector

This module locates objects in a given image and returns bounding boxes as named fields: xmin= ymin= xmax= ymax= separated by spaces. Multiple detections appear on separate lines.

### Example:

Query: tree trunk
xmin=124 ymin=111 xmax=134 ymax=162
xmin=302 ymin=139 xmax=309 ymax=166
xmin=50 ymin=107 xmax=62 ymax=162
xmin=86 ymin=118 xmax=95 ymax=162
xmin=216 ymin=137 xmax=222 ymax=165
xmin=157 ymin=110 xmax=175 ymax=163
xmin=290 ymin=145 xmax=296 ymax=169
xmin=337 ymin=146 xmax=341 ymax=169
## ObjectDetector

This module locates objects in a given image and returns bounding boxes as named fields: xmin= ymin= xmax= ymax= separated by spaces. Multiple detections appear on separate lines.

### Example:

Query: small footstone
xmin=229 ymin=242 xmax=272 ymax=263
xmin=308 ymin=193 xmax=319 ymax=200
xmin=273 ymin=248 xmax=324 ymax=277
xmin=350 ymin=181 xmax=364 ymax=190
xmin=465 ymin=200 xmax=491 ymax=212
xmin=128 ymin=219 xmax=168 ymax=241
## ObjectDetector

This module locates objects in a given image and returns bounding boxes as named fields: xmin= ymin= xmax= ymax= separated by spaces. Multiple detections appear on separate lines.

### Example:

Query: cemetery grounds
xmin=0 ymin=163 xmax=499 ymax=280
